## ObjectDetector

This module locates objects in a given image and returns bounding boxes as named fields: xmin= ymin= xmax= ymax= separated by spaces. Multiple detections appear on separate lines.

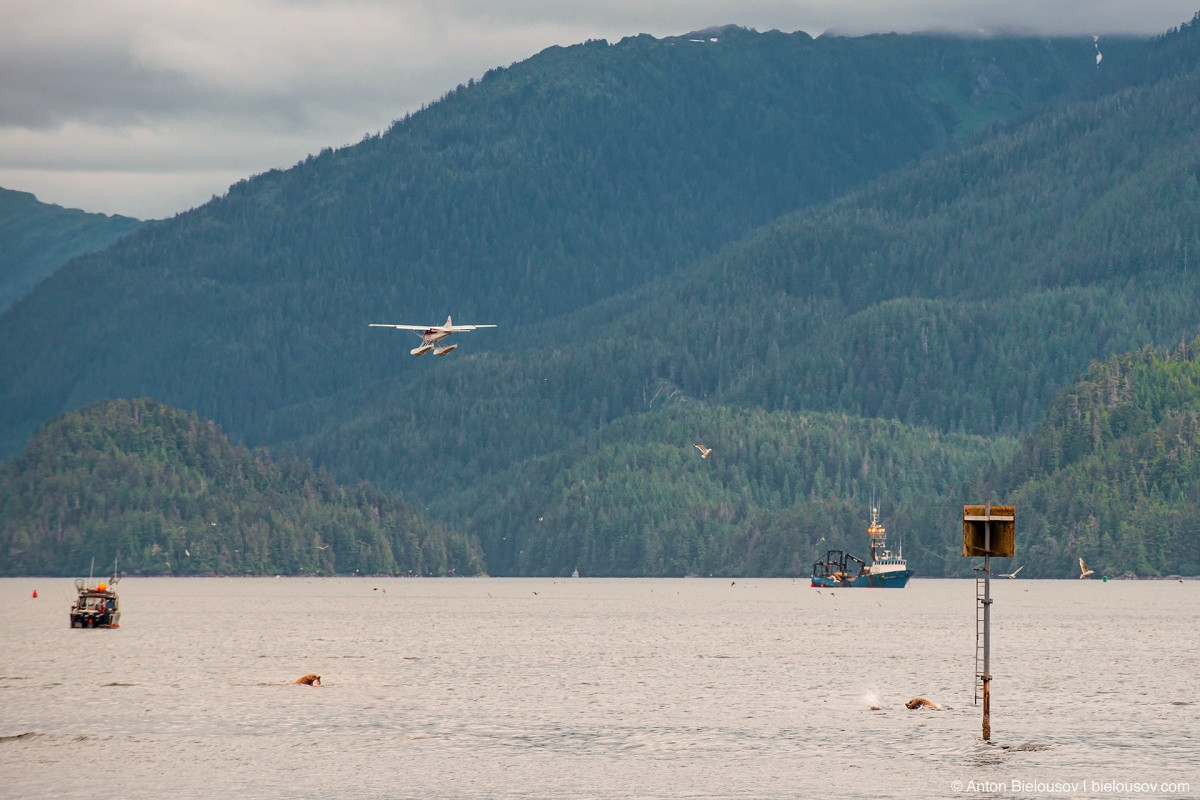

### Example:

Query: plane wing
xmin=370 ymin=323 xmax=496 ymax=331
xmin=369 ymin=323 xmax=434 ymax=331
xmin=370 ymin=313 xmax=497 ymax=332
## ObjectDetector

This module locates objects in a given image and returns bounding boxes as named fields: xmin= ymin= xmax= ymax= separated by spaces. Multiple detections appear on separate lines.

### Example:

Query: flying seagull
xmin=1078 ymin=557 xmax=1095 ymax=579
xmin=694 ymin=444 xmax=712 ymax=458
xmin=999 ymin=564 xmax=1024 ymax=579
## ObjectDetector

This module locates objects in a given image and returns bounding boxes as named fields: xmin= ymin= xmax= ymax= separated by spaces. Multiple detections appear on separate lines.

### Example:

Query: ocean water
xmin=1 ymin=577 xmax=1197 ymax=799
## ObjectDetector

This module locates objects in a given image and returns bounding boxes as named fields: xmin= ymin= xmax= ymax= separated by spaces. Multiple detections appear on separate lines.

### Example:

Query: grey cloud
xmin=3 ymin=0 xmax=1197 ymax=219
xmin=0 ymin=50 xmax=205 ymax=129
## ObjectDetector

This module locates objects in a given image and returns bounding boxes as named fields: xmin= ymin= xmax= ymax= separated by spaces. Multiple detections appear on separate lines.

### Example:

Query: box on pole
xmin=962 ymin=505 xmax=1015 ymax=556
xmin=964 ymin=503 xmax=1015 ymax=742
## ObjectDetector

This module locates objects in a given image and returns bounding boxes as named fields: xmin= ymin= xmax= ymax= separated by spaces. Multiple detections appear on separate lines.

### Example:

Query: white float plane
xmin=369 ymin=316 xmax=497 ymax=356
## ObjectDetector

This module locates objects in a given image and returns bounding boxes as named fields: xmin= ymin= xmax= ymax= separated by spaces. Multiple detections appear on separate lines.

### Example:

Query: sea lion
xmin=905 ymin=697 xmax=939 ymax=710
xmin=293 ymin=673 xmax=321 ymax=686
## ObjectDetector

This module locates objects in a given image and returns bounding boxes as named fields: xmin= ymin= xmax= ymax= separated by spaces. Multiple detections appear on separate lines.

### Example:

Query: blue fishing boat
xmin=811 ymin=507 xmax=913 ymax=588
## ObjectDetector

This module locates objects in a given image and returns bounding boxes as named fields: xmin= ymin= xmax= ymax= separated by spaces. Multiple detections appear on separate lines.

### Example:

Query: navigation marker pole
xmin=963 ymin=503 xmax=1015 ymax=742
xmin=982 ymin=510 xmax=992 ymax=740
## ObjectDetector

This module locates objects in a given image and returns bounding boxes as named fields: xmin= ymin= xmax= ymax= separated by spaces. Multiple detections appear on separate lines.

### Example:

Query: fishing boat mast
xmin=867 ymin=506 xmax=887 ymax=563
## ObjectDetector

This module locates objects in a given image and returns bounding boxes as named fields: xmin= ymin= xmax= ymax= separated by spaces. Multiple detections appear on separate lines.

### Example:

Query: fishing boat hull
xmin=70 ymin=608 xmax=121 ymax=628
xmin=810 ymin=569 xmax=912 ymax=588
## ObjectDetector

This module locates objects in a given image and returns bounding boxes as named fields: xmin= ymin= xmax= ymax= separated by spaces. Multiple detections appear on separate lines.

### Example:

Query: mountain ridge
xmin=2 ymin=18 xmax=1200 ymax=577
xmin=0 ymin=187 xmax=143 ymax=314
xmin=0 ymin=28 xmax=1116 ymax=455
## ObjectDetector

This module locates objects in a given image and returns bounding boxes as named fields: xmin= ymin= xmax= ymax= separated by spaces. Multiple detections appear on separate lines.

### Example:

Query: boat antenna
xmin=89 ymin=556 xmax=95 ymax=581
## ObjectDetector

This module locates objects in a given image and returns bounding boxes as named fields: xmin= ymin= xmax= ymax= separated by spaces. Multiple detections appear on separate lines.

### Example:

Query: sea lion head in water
xmin=293 ymin=673 xmax=321 ymax=686
xmin=905 ymin=696 xmax=939 ymax=710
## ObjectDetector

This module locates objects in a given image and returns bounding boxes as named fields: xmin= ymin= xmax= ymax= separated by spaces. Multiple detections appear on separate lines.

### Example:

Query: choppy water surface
xmin=2 ymin=577 xmax=1197 ymax=799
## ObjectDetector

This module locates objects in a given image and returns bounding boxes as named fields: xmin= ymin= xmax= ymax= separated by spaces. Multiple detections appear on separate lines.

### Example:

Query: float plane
xmin=370 ymin=316 xmax=497 ymax=356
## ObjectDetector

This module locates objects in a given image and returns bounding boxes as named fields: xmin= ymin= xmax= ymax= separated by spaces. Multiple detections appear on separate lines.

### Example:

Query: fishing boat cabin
xmin=70 ymin=576 xmax=121 ymax=628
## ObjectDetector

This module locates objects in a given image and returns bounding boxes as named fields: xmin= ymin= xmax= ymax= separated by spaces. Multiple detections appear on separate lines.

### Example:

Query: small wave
xmin=999 ymin=742 xmax=1053 ymax=752
xmin=0 ymin=732 xmax=40 ymax=743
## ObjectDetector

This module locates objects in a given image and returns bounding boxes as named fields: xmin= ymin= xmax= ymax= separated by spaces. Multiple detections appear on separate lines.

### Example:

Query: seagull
xmin=1079 ymin=558 xmax=1095 ymax=579
xmin=999 ymin=564 xmax=1024 ymax=579
xmin=694 ymin=444 xmax=712 ymax=458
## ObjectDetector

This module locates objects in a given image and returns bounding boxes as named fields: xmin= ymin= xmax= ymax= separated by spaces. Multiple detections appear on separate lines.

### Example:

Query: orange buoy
xmin=32 ymin=589 xmax=37 ymax=598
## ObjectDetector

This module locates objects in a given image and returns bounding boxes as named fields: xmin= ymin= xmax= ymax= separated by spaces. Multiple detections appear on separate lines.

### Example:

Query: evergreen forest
xmin=0 ymin=399 xmax=484 ymax=577
xmin=2 ymin=16 xmax=1199 ymax=578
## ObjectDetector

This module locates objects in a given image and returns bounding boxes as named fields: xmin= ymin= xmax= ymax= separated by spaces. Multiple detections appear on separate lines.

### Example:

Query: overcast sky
xmin=3 ymin=1 xmax=1197 ymax=220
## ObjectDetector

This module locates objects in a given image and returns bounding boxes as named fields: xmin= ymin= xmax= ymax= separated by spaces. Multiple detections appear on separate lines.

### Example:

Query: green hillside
xmin=444 ymin=403 xmax=1015 ymax=577
xmin=0 ymin=187 xmax=142 ymax=313
xmin=290 ymin=18 xmax=1200 ymax=507
xmin=992 ymin=337 xmax=1200 ymax=579
xmin=273 ymin=17 xmax=1200 ymax=577
xmin=424 ymin=339 xmax=1200 ymax=580
xmin=0 ymin=398 xmax=484 ymax=577
xmin=0 ymin=29 xmax=1112 ymax=456
xmin=2 ymin=18 xmax=1200 ymax=578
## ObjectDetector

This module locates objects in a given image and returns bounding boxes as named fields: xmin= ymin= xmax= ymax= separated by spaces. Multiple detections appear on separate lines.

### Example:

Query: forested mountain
xmin=0 ymin=187 xmax=142 ymax=313
xmin=0 ymin=29 xmax=1114 ymax=456
xmin=2 ymin=16 xmax=1200 ymax=578
xmin=278 ymin=15 xmax=1200 ymax=578
xmin=0 ymin=399 xmax=484 ymax=577
xmin=991 ymin=337 xmax=1200 ymax=579
xmin=443 ymin=403 xmax=1016 ymax=577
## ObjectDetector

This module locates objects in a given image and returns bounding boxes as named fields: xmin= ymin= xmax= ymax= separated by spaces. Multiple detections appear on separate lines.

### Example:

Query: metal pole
xmin=982 ymin=504 xmax=992 ymax=741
